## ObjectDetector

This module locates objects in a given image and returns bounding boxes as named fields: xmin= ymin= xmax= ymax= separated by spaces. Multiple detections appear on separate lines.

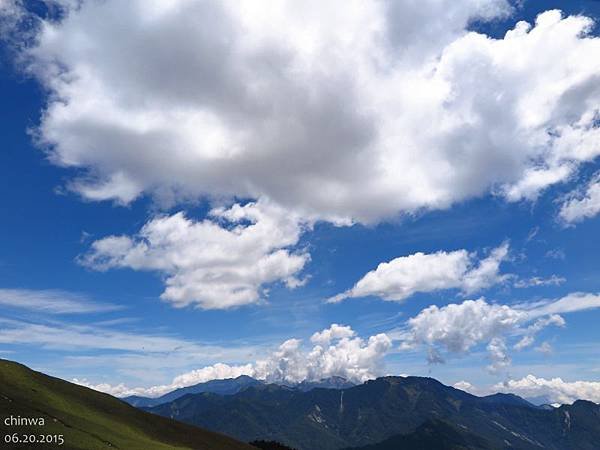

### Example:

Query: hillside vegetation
xmin=0 ymin=359 xmax=256 ymax=450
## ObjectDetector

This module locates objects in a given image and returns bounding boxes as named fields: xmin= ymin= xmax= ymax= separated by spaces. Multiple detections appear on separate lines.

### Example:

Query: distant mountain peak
xmin=295 ymin=376 xmax=356 ymax=392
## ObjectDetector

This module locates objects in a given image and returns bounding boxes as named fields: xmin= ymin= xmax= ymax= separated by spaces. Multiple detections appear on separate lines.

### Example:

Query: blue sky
xmin=1 ymin=0 xmax=600 ymax=403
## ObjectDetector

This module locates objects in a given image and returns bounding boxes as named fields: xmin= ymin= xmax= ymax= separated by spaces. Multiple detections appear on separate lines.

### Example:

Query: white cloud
xmin=534 ymin=341 xmax=553 ymax=355
xmin=0 ymin=317 xmax=215 ymax=354
xmin=0 ymin=288 xmax=121 ymax=314
xmin=254 ymin=325 xmax=392 ymax=384
xmin=73 ymin=324 xmax=392 ymax=397
xmin=495 ymin=375 xmax=600 ymax=404
xmin=453 ymin=380 xmax=482 ymax=395
xmin=0 ymin=316 xmax=268 ymax=388
xmin=513 ymin=275 xmax=565 ymax=288
xmin=453 ymin=380 xmax=474 ymax=392
xmin=486 ymin=337 xmax=511 ymax=374
xmin=74 ymin=362 xmax=255 ymax=398
xmin=80 ymin=200 xmax=309 ymax=309
xmin=559 ymin=174 xmax=600 ymax=224
xmin=329 ymin=243 xmax=509 ymax=303
xmin=545 ymin=248 xmax=566 ymax=260
xmin=525 ymin=292 xmax=600 ymax=318
xmin=400 ymin=299 xmax=526 ymax=373
xmin=398 ymin=293 xmax=600 ymax=373
xmin=310 ymin=324 xmax=355 ymax=345
xmin=2 ymin=2 xmax=599 ymax=223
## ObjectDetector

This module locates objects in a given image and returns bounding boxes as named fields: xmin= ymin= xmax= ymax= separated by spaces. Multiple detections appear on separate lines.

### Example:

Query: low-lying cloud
xmin=75 ymin=324 xmax=392 ymax=397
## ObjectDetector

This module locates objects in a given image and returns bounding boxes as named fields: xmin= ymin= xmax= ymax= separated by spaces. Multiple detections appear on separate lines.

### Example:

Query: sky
xmin=1 ymin=0 xmax=600 ymax=405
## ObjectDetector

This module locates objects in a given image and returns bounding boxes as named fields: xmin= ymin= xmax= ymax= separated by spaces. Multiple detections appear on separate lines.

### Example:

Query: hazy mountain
xmin=125 ymin=375 xmax=352 ymax=407
xmin=147 ymin=375 xmax=600 ymax=450
xmin=0 ymin=359 xmax=256 ymax=450
xmin=123 ymin=374 xmax=264 ymax=407
xmin=296 ymin=376 xmax=356 ymax=392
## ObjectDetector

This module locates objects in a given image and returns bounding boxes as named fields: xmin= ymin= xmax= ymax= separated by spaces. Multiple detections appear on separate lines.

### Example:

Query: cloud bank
xmin=74 ymin=324 xmax=392 ymax=397
xmin=2 ymin=2 xmax=599 ymax=223
xmin=495 ymin=375 xmax=600 ymax=404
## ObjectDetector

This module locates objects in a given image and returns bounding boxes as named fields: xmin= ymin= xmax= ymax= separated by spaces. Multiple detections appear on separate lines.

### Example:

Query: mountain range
xmin=146 ymin=375 xmax=600 ymax=450
xmin=3 ymin=358 xmax=600 ymax=450
xmin=124 ymin=375 xmax=355 ymax=408
xmin=123 ymin=374 xmax=264 ymax=408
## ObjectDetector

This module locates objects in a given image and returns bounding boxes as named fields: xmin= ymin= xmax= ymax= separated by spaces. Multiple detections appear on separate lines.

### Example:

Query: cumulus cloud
xmin=80 ymin=200 xmax=309 ymax=309
xmin=74 ymin=324 xmax=392 ymax=397
xmin=400 ymin=299 xmax=526 ymax=372
xmin=559 ymin=174 xmax=600 ymax=225
xmin=399 ymin=293 xmax=600 ymax=373
xmin=0 ymin=288 xmax=121 ymax=314
xmin=2 ymin=2 xmax=599 ymax=223
xmin=329 ymin=243 xmax=509 ymax=303
xmin=495 ymin=375 xmax=600 ymax=404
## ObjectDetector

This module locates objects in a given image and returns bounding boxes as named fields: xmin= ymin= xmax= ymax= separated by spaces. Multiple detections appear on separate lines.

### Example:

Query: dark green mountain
xmin=123 ymin=374 xmax=263 ymax=407
xmin=0 ymin=359 xmax=257 ymax=450
xmin=250 ymin=440 xmax=297 ymax=450
xmin=343 ymin=419 xmax=491 ymax=450
xmin=479 ymin=392 xmax=537 ymax=408
xmin=147 ymin=375 xmax=600 ymax=450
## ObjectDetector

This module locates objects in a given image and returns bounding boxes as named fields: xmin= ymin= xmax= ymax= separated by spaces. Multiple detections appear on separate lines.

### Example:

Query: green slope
xmin=0 ymin=359 xmax=257 ymax=450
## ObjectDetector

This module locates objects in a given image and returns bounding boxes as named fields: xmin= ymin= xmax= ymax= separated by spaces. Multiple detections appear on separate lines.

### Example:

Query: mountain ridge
xmin=147 ymin=374 xmax=600 ymax=450
xmin=124 ymin=375 xmax=355 ymax=408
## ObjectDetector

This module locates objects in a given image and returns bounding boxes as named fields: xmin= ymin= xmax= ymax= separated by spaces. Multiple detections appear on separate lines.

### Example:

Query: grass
xmin=0 ymin=358 xmax=257 ymax=450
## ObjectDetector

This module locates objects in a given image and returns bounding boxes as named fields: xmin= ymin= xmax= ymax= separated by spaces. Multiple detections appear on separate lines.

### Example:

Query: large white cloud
xmin=80 ymin=200 xmax=309 ymax=309
xmin=398 ymin=293 xmax=600 ymax=373
xmin=495 ymin=375 xmax=600 ymax=404
xmin=74 ymin=324 xmax=392 ymax=397
xmin=559 ymin=174 xmax=600 ymax=225
xmin=4 ymin=2 xmax=599 ymax=223
xmin=329 ymin=243 xmax=509 ymax=303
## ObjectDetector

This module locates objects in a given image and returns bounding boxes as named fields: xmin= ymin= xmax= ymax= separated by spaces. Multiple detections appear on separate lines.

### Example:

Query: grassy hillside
xmin=0 ymin=359 xmax=257 ymax=450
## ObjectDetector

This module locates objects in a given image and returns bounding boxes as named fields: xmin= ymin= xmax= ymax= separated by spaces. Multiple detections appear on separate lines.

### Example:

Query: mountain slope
xmin=343 ymin=419 xmax=491 ymax=450
xmin=148 ymin=376 xmax=600 ymax=450
xmin=123 ymin=375 xmax=264 ymax=408
xmin=0 ymin=359 xmax=256 ymax=450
